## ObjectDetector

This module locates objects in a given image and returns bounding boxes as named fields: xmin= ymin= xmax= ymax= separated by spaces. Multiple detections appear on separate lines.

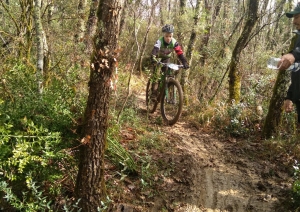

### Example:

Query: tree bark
xmin=179 ymin=0 xmax=186 ymax=15
xmin=228 ymin=0 xmax=258 ymax=102
xmin=75 ymin=0 xmax=87 ymax=43
xmin=119 ymin=0 xmax=128 ymax=36
xmin=199 ymin=0 xmax=221 ymax=66
xmin=267 ymin=0 xmax=285 ymax=50
xmin=177 ymin=0 xmax=186 ymax=46
xmin=47 ymin=0 xmax=54 ymax=24
xmin=84 ymin=0 xmax=99 ymax=53
xmin=137 ymin=0 xmax=158 ymax=74
xmin=159 ymin=0 xmax=165 ymax=25
xmin=33 ymin=0 xmax=44 ymax=94
xmin=263 ymin=35 xmax=297 ymax=138
xmin=75 ymin=0 xmax=124 ymax=210
xmin=20 ymin=0 xmax=34 ymax=60
xmin=180 ymin=0 xmax=201 ymax=102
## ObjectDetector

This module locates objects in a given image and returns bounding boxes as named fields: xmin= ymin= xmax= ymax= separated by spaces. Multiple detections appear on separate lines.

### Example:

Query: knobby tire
xmin=146 ymin=79 xmax=159 ymax=113
xmin=160 ymin=78 xmax=183 ymax=125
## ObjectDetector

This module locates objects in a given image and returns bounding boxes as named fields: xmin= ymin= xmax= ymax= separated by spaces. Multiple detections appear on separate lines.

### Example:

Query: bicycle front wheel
xmin=160 ymin=79 xmax=183 ymax=125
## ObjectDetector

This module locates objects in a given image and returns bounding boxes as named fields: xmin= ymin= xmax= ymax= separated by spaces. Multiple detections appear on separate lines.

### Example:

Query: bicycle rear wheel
xmin=146 ymin=79 xmax=159 ymax=113
xmin=160 ymin=78 xmax=183 ymax=125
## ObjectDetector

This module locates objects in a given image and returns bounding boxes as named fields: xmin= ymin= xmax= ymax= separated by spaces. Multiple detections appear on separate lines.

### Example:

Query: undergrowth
xmin=1 ymin=59 xmax=300 ymax=211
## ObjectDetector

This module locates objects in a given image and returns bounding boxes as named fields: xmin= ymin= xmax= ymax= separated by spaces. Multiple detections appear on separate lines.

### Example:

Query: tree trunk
xmin=267 ymin=0 xmax=285 ymax=50
xmin=159 ymin=0 xmax=165 ymax=25
xmin=33 ymin=0 xmax=44 ymax=94
xmin=179 ymin=0 xmax=186 ymax=15
xmin=263 ymin=35 xmax=297 ymax=138
xmin=137 ymin=0 xmax=158 ymax=74
xmin=75 ymin=0 xmax=124 ymax=210
xmin=75 ymin=0 xmax=87 ymax=43
xmin=199 ymin=0 xmax=222 ymax=66
xmin=180 ymin=0 xmax=201 ymax=102
xmin=20 ymin=0 xmax=34 ymax=60
xmin=47 ymin=0 xmax=54 ymax=24
xmin=119 ymin=0 xmax=128 ymax=36
xmin=176 ymin=0 xmax=186 ymax=46
xmin=84 ymin=0 xmax=99 ymax=53
xmin=228 ymin=0 xmax=258 ymax=102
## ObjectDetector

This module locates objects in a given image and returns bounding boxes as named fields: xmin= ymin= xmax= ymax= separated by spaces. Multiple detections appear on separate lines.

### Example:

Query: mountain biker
xmin=150 ymin=24 xmax=189 ymax=98
xmin=280 ymin=3 xmax=300 ymax=129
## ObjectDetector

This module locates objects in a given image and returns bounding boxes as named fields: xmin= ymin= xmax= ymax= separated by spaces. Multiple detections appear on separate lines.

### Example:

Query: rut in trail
xmin=149 ymin=121 xmax=290 ymax=212
xmin=135 ymin=91 xmax=289 ymax=212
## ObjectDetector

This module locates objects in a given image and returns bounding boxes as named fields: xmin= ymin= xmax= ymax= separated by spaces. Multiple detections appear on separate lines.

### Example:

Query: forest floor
xmin=106 ymin=90 xmax=295 ymax=212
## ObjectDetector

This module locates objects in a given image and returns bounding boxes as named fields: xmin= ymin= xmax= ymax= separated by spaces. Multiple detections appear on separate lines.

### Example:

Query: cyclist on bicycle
xmin=150 ymin=24 xmax=189 ymax=97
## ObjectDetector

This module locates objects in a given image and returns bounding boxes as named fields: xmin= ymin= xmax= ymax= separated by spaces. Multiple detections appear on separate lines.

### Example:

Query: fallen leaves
xmin=120 ymin=128 xmax=136 ymax=142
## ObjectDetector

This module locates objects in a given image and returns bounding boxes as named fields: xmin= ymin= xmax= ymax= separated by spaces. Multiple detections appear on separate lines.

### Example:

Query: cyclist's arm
xmin=291 ymin=34 xmax=300 ymax=62
xmin=174 ymin=42 xmax=188 ymax=68
xmin=173 ymin=42 xmax=183 ymax=56
xmin=151 ymin=39 xmax=161 ymax=62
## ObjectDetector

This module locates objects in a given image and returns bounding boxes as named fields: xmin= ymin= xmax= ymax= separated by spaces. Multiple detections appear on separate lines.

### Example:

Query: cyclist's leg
xmin=150 ymin=64 xmax=160 ymax=99
xmin=151 ymin=58 xmax=169 ymax=98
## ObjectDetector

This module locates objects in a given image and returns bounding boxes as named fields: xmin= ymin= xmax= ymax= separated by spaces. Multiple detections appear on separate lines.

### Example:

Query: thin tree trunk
xmin=119 ymin=0 xmax=128 ymax=36
xmin=75 ymin=0 xmax=87 ymax=43
xmin=117 ymin=12 xmax=140 ymax=122
xmin=228 ymin=0 xmax=258 ymax=102
xmin=75 ymin=0 xmax=124 ymax=210
xmin=180 ymin=0 xmax=201 ymax=102
xmin=43 ymin=30 xmax=51 ymax=79
xmin=47 ymin=0 xmax=54 ymax=24
xmin=263 ymin=35 xmax=297 ymax=138
xmin=267 ymin=0 xmax=286 ymax=50
xmin=177 ymin=0 xmax=186 ymax=46
xmin=20 ymin=0 xmax=34 ymax=60
xmin=137 ymin=0 xmax=158 ymax=74
xmin=84 ymin=0 xmax=99 ymax=53
xmin=199 ymin=0 xmax=221 ymax=66
xmin=179 ymin=0 xmax=186 ymax=15
xmin=33 ymin=0 xmax=44 ymax=94
xmin=160 ymin=0 xmax=165 ymax=25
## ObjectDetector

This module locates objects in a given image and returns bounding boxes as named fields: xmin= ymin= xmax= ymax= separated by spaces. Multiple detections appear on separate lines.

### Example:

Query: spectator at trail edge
xmin=279 ymin=2 xmax=300 ymax=128
xmin=150 ymin=24 xmax=189 ymax=97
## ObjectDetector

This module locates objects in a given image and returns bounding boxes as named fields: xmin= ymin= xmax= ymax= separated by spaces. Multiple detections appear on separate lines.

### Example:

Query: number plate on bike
xmin=168 ymin=63 xmax=180 ymax=70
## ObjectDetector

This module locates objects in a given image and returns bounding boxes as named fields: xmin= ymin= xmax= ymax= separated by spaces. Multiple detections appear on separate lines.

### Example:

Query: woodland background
xmin=1 ymin=0 xmax=300 ymax=211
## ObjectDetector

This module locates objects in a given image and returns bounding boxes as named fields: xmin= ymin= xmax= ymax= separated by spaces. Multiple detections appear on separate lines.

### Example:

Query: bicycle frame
xmin=153 ymin=64 xmax=178 ymax=101
xmin=146 ymin=62 xmax=184 ymax=125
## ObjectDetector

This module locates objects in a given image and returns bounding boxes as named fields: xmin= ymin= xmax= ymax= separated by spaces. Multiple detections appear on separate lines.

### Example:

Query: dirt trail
xmin=132 ymin=93 xmax=291 ymax=212
xmin=154 ymin=122 xmax=288 ymax=212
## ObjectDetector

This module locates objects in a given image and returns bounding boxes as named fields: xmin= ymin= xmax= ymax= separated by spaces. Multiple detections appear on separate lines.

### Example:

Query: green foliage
xmin=106 ymin=135 xmax=138 ymax=174
xmin=1 ymin=0 xmax=299 ymax=210
xmin=224 ymin=102 xmax=250 ymax=137
xmin=195 ymin=100 xmax=261 ymax=138
xmin=0 ymin=179 xmax=83 ymax=212
xmin=0 ymin=178 xmax=51 ymax=211
xmin=137 ymin=131 xmax=166 ymax=190
xmin=106 ymin=107 xmax=140 ymax=175
xmin=0 ymin=61 xmax=83 ymax=210
xmin=0 ymin=119 xmax=67 ymax=210
xmin=0 ymin=120 xmax=63 ymax=181
xmin=3 ymin=63 xmax=83 ymax=132
xmin=292 ymin=161 xmax=300 ymax=210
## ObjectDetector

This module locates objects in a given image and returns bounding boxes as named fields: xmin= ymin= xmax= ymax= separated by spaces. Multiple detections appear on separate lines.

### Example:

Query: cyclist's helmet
xmin=162 ymin=24 xmax=174 ymax=33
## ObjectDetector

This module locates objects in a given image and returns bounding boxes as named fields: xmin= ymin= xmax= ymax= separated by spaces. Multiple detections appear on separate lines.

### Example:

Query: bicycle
xmin=146 ymin=62 xmax=184 ymax=125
